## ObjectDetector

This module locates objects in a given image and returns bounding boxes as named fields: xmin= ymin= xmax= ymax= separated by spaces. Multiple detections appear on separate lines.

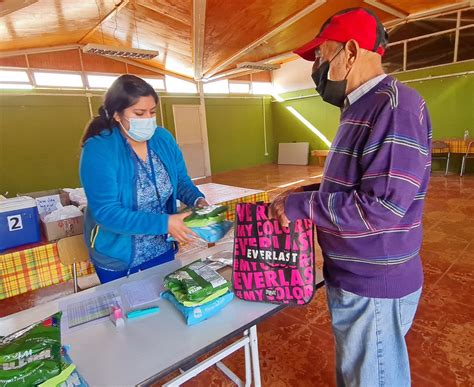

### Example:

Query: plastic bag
xmin=42 ymin=205 xmax=82 ymax=222
xmin=162 ymin=290 xmax=234 ymax=325
xmin=168 ymin=221 xmax=233 ymax=244
xmin=164 ymin=259 xmax=231 ymax=304
xmin=183 ymin=205 xmax=228 ymax=228
xmin=38 ymin=347 xmax=89 ymax=387
xmin=0 ymin=313 xmax=63 ymax=387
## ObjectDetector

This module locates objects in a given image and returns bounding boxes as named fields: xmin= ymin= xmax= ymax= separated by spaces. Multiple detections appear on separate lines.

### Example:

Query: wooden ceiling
xmin=0 ymin=0 xmax=471 ymax=81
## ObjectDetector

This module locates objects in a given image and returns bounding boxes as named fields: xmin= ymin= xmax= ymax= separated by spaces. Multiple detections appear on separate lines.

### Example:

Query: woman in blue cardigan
xmin=80 ymin=75 xmax=207 ymax=283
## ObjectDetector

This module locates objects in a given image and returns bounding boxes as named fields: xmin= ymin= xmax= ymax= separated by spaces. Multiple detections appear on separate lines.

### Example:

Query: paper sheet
xmin=35 ymin=194 xmax=62 ymax=216
xmin=120 ymin=277 xmax=162 ymax=309
xmin=60 ymin=291 xmax=121 ymax=332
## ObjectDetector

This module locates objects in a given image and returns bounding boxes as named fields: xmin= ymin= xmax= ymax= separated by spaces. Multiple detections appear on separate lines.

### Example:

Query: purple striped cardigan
xmin=285 ymin=76 xmax=431 ymax=298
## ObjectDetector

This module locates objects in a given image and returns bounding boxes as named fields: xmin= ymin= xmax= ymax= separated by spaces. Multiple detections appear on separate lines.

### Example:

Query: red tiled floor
xmin=2 ymin=167 xmax=474 ymax=386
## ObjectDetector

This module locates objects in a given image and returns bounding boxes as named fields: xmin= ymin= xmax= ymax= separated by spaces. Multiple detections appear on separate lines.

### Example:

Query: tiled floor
xmin=1 ymin=165 xmax=473 ymax=386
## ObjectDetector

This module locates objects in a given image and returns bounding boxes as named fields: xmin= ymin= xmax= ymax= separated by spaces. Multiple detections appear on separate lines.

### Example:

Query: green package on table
xmin=164 ymin=259 xmax=230 ymax=304
xmin=0 ymin=312 xmax=63 ymax=387
xmin=183 ymin=205 xmax=228 ymax=228
xmin=168 ymin=286 xmax=230 ymax=307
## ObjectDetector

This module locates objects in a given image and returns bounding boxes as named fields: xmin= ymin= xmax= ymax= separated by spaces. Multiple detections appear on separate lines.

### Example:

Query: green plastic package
xmin=0 ymin=313 xmax=63 ymax=387
xmin=183 ymin=205 xmax=228 ymax=228
xmin=164 ymin=260 xmax=230 ymax=305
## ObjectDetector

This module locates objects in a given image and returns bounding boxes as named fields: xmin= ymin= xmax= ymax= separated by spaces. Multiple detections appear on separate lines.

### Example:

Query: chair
xmin=460 ymin=141 xmax=474 ymax=177
xmin=57 ymin=235 xmax=98 ymax=293
xmin=431 ymin=141 xmax=451 ymax=176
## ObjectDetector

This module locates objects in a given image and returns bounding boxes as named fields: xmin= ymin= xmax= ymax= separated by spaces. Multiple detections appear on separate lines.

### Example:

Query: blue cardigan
xmin=79 ymin=127 xmax=204 ymax=270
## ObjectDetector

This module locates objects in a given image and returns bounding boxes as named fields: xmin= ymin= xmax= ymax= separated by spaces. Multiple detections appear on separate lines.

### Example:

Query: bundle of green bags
xmin=169 ymin=205 xmax=232 ymax=244
xmin=183 ymin=205 xmax=228 ymax=228
xmin=164 ymin=259 xmax=231 ymax=307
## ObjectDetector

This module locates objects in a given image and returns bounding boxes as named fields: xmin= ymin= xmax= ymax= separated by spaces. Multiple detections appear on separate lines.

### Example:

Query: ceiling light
xmin=82 ymin=43 xmax=159 ymax=60
xmin=236 ymin=62 xmax=281 ymax=71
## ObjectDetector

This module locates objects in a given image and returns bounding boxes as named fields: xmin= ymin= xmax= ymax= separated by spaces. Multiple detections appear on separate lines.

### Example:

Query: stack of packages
xmin=0 ymin=313 xmax=88 ymax=387
xmin=162 ymin=260 xmax=234 ymax=325
xmin=169 ymin=205 xmax=232 ymax=243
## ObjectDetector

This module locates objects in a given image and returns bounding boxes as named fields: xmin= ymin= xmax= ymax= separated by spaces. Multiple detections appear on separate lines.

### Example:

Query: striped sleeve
xmin=285 ymin=101 xmax=431 ymax=232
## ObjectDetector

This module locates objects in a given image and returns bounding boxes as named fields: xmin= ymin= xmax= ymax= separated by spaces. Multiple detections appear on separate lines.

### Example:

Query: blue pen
xmin=127 ymin=306 xmax=160 ymax=320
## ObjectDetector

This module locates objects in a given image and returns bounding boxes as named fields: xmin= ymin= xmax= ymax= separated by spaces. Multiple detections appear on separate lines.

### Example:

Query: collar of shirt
xmin=345 ymin=74 xmax=387 ymax=107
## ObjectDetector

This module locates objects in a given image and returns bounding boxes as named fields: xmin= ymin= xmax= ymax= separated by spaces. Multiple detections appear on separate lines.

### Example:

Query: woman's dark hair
xmin=81 ymin=74 xmax=158 ymax=146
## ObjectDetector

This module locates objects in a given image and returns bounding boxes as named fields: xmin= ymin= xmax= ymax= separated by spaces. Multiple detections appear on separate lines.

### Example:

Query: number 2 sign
xmin=7 ymin=215 xmax=23 ymax=231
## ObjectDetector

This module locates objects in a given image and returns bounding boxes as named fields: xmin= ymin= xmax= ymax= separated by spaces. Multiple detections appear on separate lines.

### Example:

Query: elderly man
xmin=270 ymin=8 xmax=431 ymax=387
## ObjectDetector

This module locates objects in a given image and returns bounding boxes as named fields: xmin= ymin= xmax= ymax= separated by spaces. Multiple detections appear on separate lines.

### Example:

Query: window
xmin=389 ymin=12 xmax=458 ymax=43
xmin=0 ymin=84 xmax=33 ymax=89
xmin=406 ymin=31 xmax=456 ymax=70
xmin=252 ymin=82 xmax=273 ymax=95
xmin=34 ymin=71 xmax=83 ymax=87
xmin=165 ymin=75 xmax=197 ymax=93
xmin=457 ymin=26 xmax=474 ymax=62
xmin=229 ymin=82 xmax=250 ymax=94
xmin=142 ymin=77 xmax=165 ymax=90
xmin=0 ymin=70 xmax=29 ymax=83
xmin=87 ymin=74 xmax=118 ymax=89
xmin=203 ymin=79 xmax=229 ymax=94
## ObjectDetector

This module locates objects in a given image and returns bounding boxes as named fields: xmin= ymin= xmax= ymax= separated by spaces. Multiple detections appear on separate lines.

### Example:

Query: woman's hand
xmin=268 ymin=192 xmax=291 ymax=227
xmin=168 ymin=212 xmax=198 ymax=244
xmin=195 ymin=198 xmax=210 ymax=208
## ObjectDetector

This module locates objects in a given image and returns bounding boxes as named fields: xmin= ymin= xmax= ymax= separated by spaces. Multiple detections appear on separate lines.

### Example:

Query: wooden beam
xmin=0 ymin=0 xmax=38 ymax=18
xmin=192 ymin=0 xmax=206 ymax=80
xmin=0 ymin=44 xmax=81 ymax=58
xmin=78 ymin=0 xmax=130 ymax=44
xmin=363 ymin=0 xmax=407 ymax=19
xmin=107 ymin=56 xmax=195 ymax=82
xmin=384 ymin=1 xmax=471 ymax=28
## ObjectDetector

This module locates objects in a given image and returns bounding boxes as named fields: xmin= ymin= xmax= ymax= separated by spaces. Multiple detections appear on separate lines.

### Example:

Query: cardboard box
xmin=20 ymin=189 xmax=83 ymax=241
xmin=43 ymin=215 xmax=84 ymax=241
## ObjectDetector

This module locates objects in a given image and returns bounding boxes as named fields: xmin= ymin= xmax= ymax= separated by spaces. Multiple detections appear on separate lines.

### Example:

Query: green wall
xmin=1 ymin=61 xmax=472 ymax=195
xmin=155 ymin=95 xmax=275 ymax=174
xmin=0 ymin=91 xmax=274 ymax=194
xmin=271 ymin=61 xmax=474 ymax=170
xmin=0 ymin=94 xmax=88 ymax=195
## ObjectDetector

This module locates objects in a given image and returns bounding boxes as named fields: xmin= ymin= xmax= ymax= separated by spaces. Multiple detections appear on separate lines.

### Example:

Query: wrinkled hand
xmin=195 ymin=198 xmax=210 ymax=208
xmin=268 ymin=192 xmax=291 ymax=227
xmin=168 ymin=212 xmax=198 ymax=244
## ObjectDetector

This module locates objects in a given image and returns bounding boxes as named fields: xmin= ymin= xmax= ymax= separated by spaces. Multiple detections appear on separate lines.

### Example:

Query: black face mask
xmin=311 ymin=47 xmax=348 ymax=108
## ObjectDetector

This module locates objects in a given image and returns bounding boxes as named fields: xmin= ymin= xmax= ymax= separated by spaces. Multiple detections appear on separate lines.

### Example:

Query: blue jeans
xmin=93 ymin=248 xmax=175 ymax=283
xmin=326 ymin=286 xmax=422 ymax=387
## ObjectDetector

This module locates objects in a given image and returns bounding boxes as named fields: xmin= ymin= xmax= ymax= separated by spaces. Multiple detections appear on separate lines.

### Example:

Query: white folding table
xmin=0 ymin=243 xmax=324 ymax=386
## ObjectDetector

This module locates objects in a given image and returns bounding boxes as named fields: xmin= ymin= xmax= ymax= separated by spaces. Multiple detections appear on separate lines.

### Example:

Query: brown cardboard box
xmin=43 ymin=215 xmax=84 ymax=241
xmin=20 ymin=189 xmax=83 ymax=241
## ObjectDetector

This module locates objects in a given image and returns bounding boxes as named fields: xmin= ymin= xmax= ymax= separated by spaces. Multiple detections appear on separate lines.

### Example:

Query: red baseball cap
xmin=294 ymin=8 xmax=388 ymax=61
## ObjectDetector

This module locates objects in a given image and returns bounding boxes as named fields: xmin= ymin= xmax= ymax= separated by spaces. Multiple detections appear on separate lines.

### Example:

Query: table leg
xmin=249 ymin=325 xmax=261 ymax=387
xmin=244 ymin=329 xmax=252 ymax=387
xmin=163 ymin=336 xmax=249 ymax=386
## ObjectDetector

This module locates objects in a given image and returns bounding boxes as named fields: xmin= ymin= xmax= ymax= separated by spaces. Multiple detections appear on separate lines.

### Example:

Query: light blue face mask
xmin=121 ymin=116 xmax=157 ymax=142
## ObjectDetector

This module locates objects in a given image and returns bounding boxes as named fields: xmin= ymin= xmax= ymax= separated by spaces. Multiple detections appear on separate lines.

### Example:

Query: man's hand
xmin=168 ymin=212 xmax=198 ymax=244
xmin=268 ymin=192 xmax=291 ymax=227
